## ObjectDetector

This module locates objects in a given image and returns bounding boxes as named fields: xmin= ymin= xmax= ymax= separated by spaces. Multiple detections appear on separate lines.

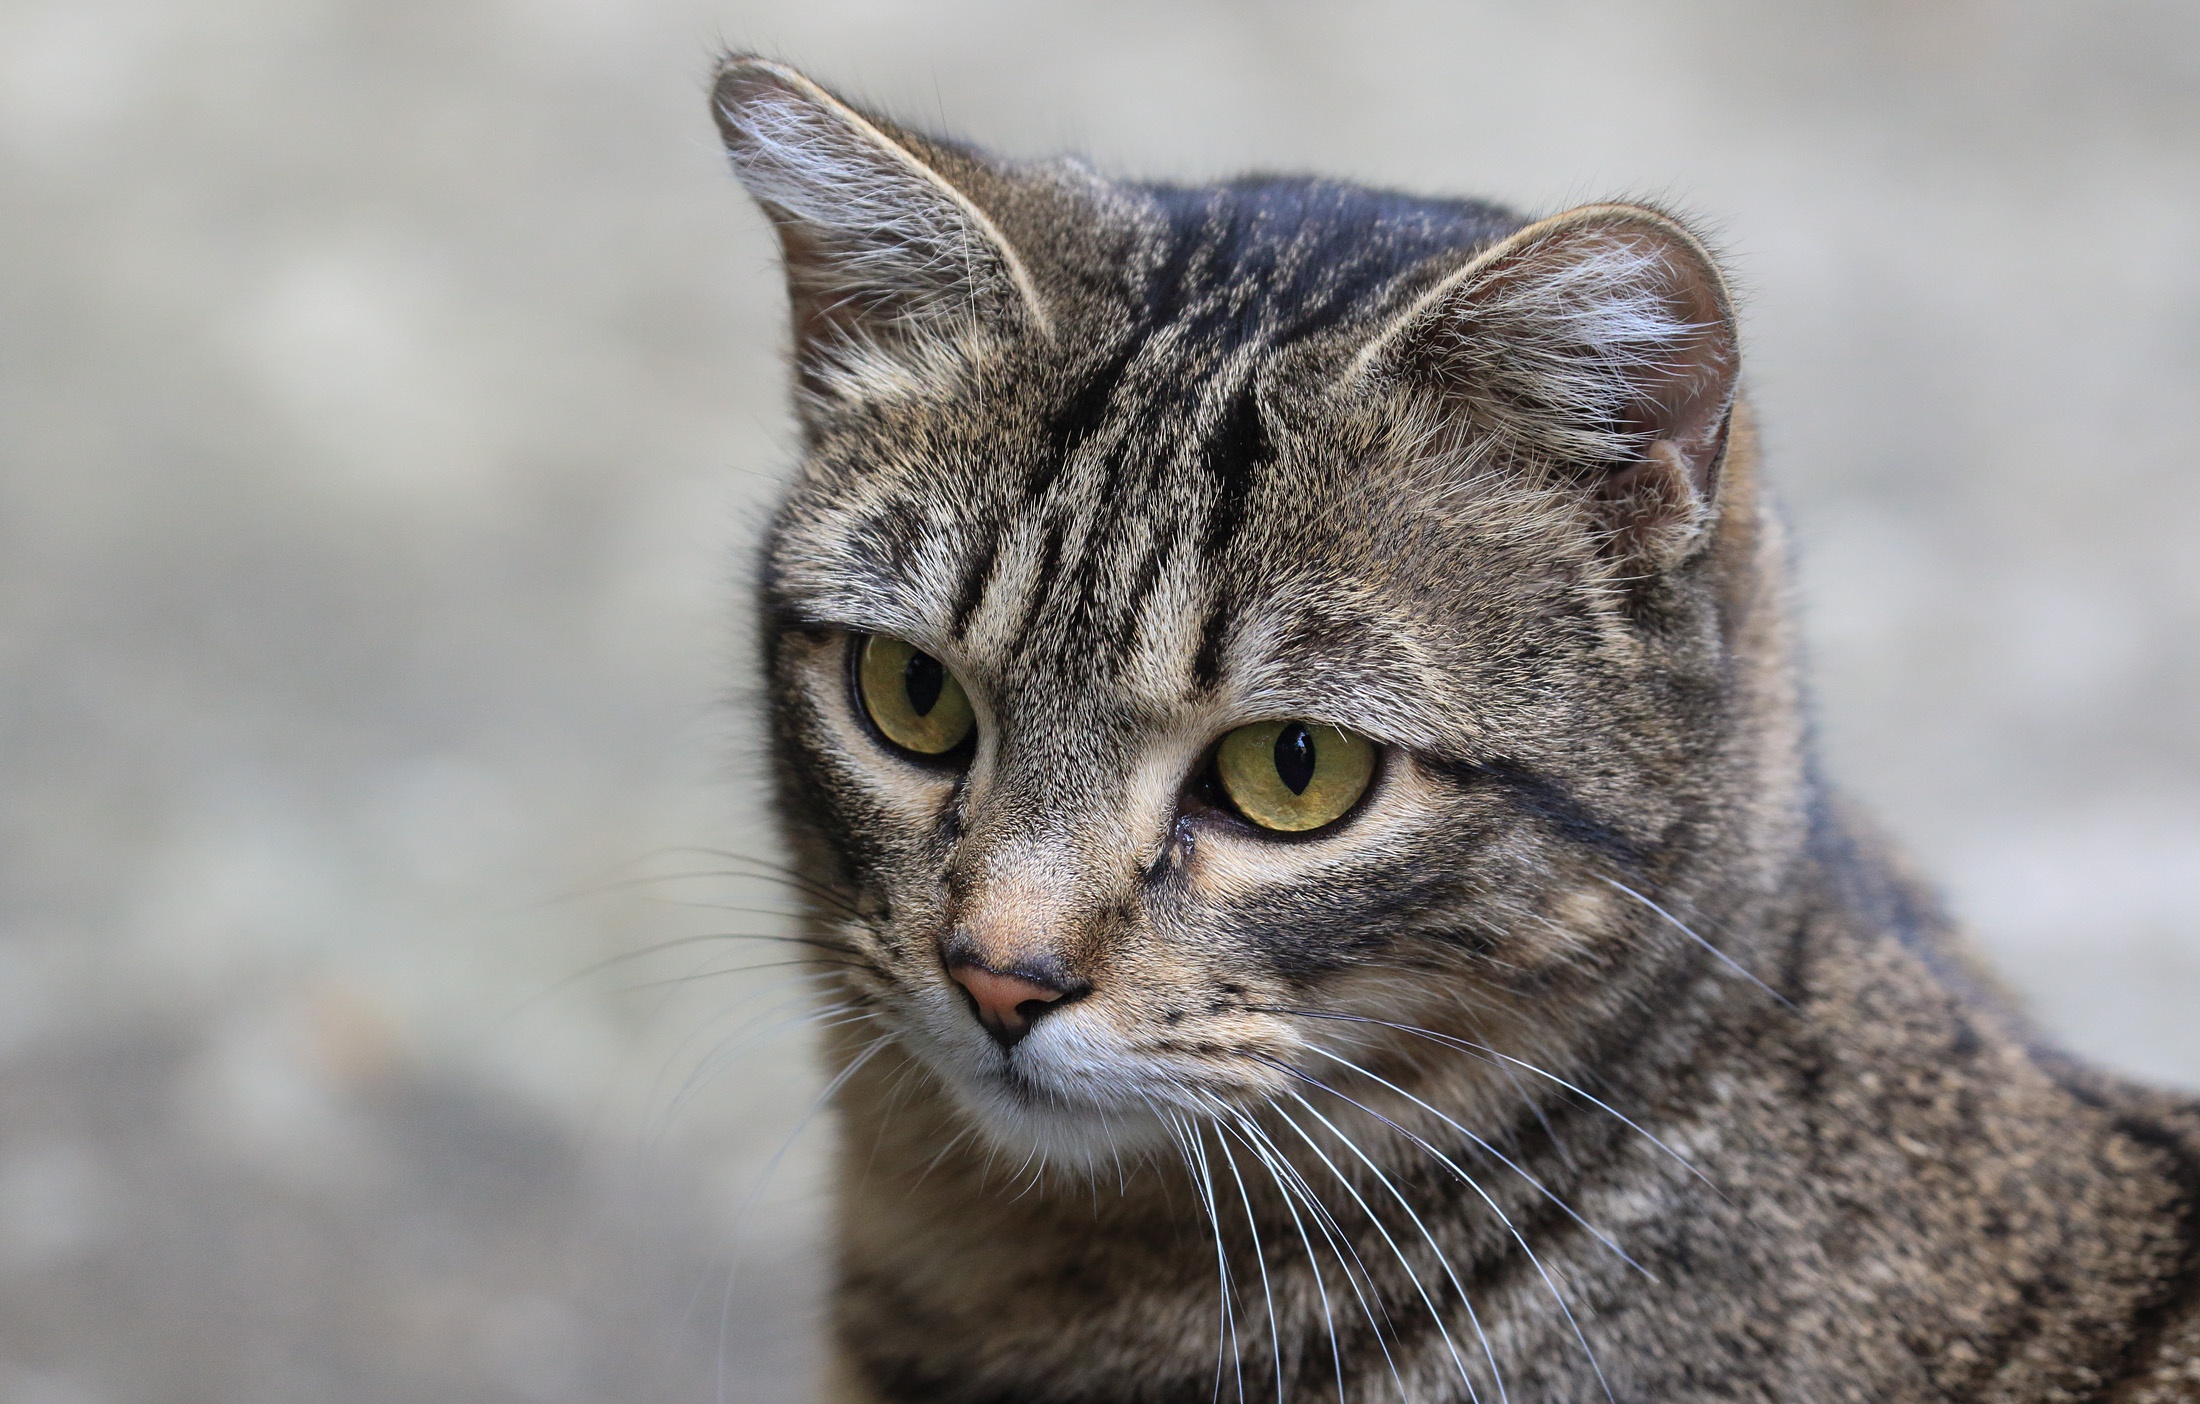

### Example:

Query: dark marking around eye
xmin=1274 ymin=723 xmax=1316 ymax=795
xmin=1427 ymin=757 xmax=1645 ymax=864
xmin=903 ymin=651 xmax=944 ymax=717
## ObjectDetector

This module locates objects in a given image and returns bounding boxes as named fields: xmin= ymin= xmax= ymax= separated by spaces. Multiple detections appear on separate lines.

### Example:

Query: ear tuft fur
xmin=1355 ymin=204 xmax=1738 ymax=568
xmin=711 ymin=56 xmax=1048 ymax=393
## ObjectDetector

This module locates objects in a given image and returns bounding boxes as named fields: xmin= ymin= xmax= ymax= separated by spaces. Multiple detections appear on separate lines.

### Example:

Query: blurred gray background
xmin=1 ymin=1 xmax=2194 ymax=1400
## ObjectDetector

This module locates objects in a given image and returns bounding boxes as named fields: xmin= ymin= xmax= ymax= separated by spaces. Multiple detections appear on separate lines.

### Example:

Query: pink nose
xmin=948 ymin=965 xmax=1071 ymax=1048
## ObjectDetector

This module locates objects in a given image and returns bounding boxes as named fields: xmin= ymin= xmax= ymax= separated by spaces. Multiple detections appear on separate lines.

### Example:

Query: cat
xmin=707 ymin=55 xmax=2200 ymax=1403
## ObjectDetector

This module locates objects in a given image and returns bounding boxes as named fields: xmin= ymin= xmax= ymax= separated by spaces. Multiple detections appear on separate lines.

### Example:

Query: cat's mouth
xmin=897 ymin=978 xmax=1306 ymax=1164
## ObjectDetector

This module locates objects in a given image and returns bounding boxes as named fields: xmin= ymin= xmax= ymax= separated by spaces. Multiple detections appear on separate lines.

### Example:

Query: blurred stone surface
xmin=0 ymin=0 xmax=2193 ymax=1398
xmin=0 ymin=1023 xmax=817 ymax=1403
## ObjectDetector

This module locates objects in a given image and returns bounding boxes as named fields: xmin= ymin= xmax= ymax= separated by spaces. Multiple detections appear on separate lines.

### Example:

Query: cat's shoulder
xmin=2051 ymin=1061 xmax=2200 ymax=1398
xmin=1798 ymin=794 xmax=2200 ymax=1394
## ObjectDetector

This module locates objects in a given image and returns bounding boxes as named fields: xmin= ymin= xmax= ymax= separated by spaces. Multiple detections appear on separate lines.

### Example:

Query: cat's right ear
xmin=711 ymin=56 xmax=1050 ymax=401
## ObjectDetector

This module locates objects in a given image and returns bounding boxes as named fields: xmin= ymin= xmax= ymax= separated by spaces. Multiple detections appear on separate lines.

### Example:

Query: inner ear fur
xmin=1352 ymin=203 xmax=1739 ymax=569
xmin=711 ymin=56 xmax=1050 ymax=389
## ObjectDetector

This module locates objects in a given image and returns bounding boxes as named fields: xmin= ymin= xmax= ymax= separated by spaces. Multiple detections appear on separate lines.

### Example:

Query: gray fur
xmin=712 ymin=56 xmax=2200 ymax=1403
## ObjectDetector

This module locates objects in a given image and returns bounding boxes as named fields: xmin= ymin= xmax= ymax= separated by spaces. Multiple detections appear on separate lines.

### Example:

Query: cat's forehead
xmin=770 ymin=360 xmax=1517 ymax=750
xmin=776 ymin=353 xmax=1281 ymax=674
xmin=765 ymin=179 xmax=1549 ymax=729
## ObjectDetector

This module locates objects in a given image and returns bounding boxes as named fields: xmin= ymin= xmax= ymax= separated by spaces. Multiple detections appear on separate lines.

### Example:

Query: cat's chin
xmin=943 ymin=1075 xmax=1183 ymax=1173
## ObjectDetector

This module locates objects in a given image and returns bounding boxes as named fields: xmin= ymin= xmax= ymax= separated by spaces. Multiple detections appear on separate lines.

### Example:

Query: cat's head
xmin=716 ymin=58 xmax=1783 ymax=1168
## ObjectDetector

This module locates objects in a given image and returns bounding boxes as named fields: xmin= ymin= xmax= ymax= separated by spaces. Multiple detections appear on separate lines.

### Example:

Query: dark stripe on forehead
xmin=948 ymin=524 xmax=1000 ymax=636
xmin=1106 ymin=547 xmax=1167 ymax=661
xmin=839 ymin=498 xmax=927 ymax=598
xmin=1026 ymin=339 xmax=1140 ymax=501
xmin=1023 ymin=182 xmax=1268 ymax=505
xmin=1009 ymin=517 xmax=1067 ymax=653
xmin=1140 ymin=178 xmax=1523 ymax=347
xmin=1142 ymin=192 xmax=1208 ymax=326
xmin=1187 ymin=383 xmax=1272 ymax=691
xmin=1191 ymin=599 xmax=1231 ymax=693
xmin=966 ymin=180 xmax=1519 ymax=659
xmin=1022 ymin=191 xmax=1222 ymax=504
xmin=1019 ymin=177 xmax=1492 ymax=516
xmin=1199 ymin=383 xmax=1269 ymax=559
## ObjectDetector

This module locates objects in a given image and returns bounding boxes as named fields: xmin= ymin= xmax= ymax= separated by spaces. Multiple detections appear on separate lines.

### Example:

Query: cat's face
xmin=723 ymin=60 xmax=1742 ymax=1167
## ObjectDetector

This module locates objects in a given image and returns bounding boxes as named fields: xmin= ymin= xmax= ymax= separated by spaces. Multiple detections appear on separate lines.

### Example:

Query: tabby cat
xmin=709 ymin=56 xmax=2200 ymax=1402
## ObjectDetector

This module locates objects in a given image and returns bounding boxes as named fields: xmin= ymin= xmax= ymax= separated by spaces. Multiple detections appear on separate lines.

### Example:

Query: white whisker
xmin=1211 ymin=1104 xmax=1285 ymax=1404
xmin=1241 ymin=1102 xmax=1412 ymax=1401
xmin=1290 ymin=1046 xmax=1618 ymax=1401
xmin=1277 ymin=1086 xmax=1508 ymax=1404
xmin=1184 ymin=1113 xmax=1247 ymax=1403
xmin=1260 ymin=1007 xmax=1714 ymax=1191
xmin=1300 ymin=1042 xmax=1646 ymax=1279
xmin=1598 ymin=876 xmax=1790 ymax=1007
xmin=1214 ymin=1103 xmax=1366 ymax=1404
xmin=654 ymin=999 xmax=878 ymax=1144
xmin=1266 ymin=1094 xmax=1485 ymax=1403
xmin=715 ymin=1031 xmax=893 ymax=1404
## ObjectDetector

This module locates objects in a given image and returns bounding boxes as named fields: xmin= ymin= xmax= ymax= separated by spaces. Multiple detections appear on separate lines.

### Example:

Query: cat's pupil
xmin=902 ymin=650 xmax=945 ymax=717
xmin=1274 ymin=723 xmax=1316 ymax=795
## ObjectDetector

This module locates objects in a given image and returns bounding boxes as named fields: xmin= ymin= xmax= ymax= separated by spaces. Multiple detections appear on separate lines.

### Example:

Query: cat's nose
xmin=945 ymin=960 xmax=1080 ymax=1050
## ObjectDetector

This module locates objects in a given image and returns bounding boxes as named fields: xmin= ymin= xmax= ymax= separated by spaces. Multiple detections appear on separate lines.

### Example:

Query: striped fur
xmin=714 ymin=56 xmax=2200 ymax=1403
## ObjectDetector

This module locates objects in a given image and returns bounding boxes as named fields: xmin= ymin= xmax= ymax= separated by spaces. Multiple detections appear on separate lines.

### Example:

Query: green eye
xmin=1214 ymin=720 xmax=1375 ymax=833
xmin=857 ymin=635 xmax=975 ymax=757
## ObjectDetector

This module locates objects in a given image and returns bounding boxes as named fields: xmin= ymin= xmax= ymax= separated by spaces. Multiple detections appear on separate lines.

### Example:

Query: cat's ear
xmin=1350 ymin=204 xmax=1738 ymax=568
xmin=711 ymin=56 xmax=1050 ymax=392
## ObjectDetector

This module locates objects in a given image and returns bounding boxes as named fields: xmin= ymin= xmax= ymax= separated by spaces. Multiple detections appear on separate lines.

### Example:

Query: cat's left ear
xmin=712 ymin=56 xmax=1051 ymax=397
xmin=1349 ymin=204 xmax=1738 ymax=568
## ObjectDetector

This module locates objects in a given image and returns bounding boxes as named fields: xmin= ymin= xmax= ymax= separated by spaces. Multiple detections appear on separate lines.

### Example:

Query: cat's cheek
xmin=1539 ymin=882 xmax=1630 ymax=951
